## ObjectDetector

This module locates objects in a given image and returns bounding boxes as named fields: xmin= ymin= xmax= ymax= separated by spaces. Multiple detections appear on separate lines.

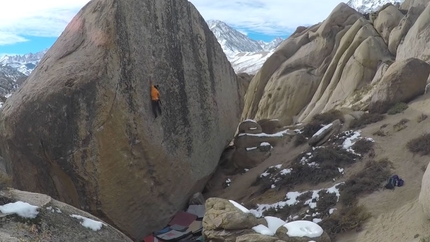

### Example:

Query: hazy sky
xmin=0 ymin=0 xmax=346 ymax=55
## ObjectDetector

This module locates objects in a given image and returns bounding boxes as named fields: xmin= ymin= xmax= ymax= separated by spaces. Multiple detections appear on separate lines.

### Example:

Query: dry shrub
xmin=349 ymin=113 xmax=385 ymax=129
xmin=393 ymin=118 xmax=409 ymax=132
xmin=293 ymin=133 xmax=308 ymax=147
xmin=372 ymin=130 xmax=386 ymax=137
xmin=407 ymin=133 xmax=430 ymax=156
xmin=339 ymin=159 xmax=391 ymax=206
xmin=351 ymin=139 xmax=374 ymax=155
xmin=417 ymin=113 xmax=428 ymax=123
xmin=387 ymin=102 xmax=408 ymax=115
xmin=320 ymin=205 xmax=371 ymax=239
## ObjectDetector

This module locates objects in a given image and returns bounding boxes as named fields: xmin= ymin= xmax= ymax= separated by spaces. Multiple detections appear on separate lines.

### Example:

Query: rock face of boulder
xmin=369 ymin=58 xmax=430 ymax=113
xmin=241 ymin=1 xmax=430 ymax=124
xmin=0 ymin=0 xmax=240 ymax=240
xmin=0 ymin=189 xmax=132 ymax=241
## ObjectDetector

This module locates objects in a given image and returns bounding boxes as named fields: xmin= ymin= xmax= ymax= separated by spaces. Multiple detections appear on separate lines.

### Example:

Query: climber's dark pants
xmin=152 ymin=100 xmax=162 ymax=118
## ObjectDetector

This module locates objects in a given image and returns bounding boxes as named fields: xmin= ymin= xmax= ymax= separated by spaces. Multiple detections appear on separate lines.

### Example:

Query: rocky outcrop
xmin=308 ymin=119 xmax=342 ymax=146
xmin=202 ymin=198 xmax=331 ymax=242
xmin=241 ymin=1 xmax=430 ymax=125
xmin=369 ymin=58 xmax=430 ymax=113
xmin=0 ymin=189 xmax=131 ymax=241
xmin=0 ymin=0 xmax=240 ymax=240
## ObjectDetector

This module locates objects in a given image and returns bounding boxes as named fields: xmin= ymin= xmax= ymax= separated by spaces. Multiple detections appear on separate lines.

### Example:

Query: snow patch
xmin=312 ymin=123 xmax=333 ymax=137
xmin=283 ymin=220 xmax=323 ymax=238
xmin=70 ymin=214 xmax=104 ymax=231
xmin=252 ymin=224 xmax=275 ymax=236
xmin=0 ymin=201 xmax=39 ymax=218
xmin=229 ymin=200 xmax=251 ymax=214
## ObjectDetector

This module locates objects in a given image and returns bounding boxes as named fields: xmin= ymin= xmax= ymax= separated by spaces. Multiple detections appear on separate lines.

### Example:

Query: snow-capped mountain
xmin=0 ymin=49 xmax=47 ymax=75
xmin=207 ymin=20 xmax=264 ymax=55
xmin=0 ymin=65 xmax=26 ymax=98
xmin=207 ymin=20 xmax=284 ymax=74
xmin=347 ymin=0 xmax=404 ymax=13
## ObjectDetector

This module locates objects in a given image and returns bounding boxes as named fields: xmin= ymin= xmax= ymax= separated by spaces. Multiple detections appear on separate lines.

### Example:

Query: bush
xmin=302 ymin=110 xmax=344 ymax=138
xmin=387 ymin=102 xmax=408 ymax=115
xmin=275 ymin=146 xmax=360 ymax=187
xmin=294 ymin=133 xmax=308 ymax=147
xmin=417 ymin=114 xmax=428 ymax=123
xmin=351 ymin=139 xmax=374 ymax=155
xmin=393 ymin=118 xmax=409 ymax=132
xmin=407 ymin=133 xmax=430 ymax=156
xmin=372 ymin=130 xmax=386 ymax=137
xmin=320 ymin=205 xmax=371 ymax=239
xmin=262 ymin=203 xmax=303 ymax=220
xmin=339 ymin=159 xmax=391 ymax=206
xmin=316 ymin=191 xmax=338 ymax=217
xmin=349 ymin=113 xmax=385 ymax=129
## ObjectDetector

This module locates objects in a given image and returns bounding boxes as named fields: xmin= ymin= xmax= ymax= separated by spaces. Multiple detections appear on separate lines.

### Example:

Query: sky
xmin=0 ymin=0 xmax=345 ymax=56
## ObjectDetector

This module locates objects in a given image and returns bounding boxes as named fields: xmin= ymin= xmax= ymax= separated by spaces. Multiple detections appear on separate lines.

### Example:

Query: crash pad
xmin=156 ymin=230 xmax=191 ymax=241
xmin=168 ymin=211 xmax=197 ymax=227
xmin=143 ymin=234 xmax=165 ymax=242
xmin=170 ymin=224 xmax=188 ymax=232
xmin=186 ymin=205 xmax=205 ymax=219
xmin=185 ymin=220 xmax=202 ymax=234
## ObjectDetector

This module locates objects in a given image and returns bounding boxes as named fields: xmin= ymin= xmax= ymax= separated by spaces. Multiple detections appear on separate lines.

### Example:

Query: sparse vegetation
xmin=302 ymin=110 xmax=344 ymax=138
xmin=393 ymin=118 xmax=409 ymax=132
xmin=262 ymin=203 xmax=302 ymax=220
xmin=339 ymin=159 xmax=391 ymax=206
xmin=320 ymin=205 xmax=371 ymax=239
xmin=407 ymin=133 xmax=430 ymax=156
xmin=0 ymin=173 xmax=11 ymax=190
xmin=417 ymin=113 xmax=428 ymax=123
xmin=420 ymin=236 xmax=430 ymax=242
xmin=293 ymin=133 xmax=308 ymax=147
xmin=351 ymin=139 xmax=374 ymax=155
xmin=349 ymin=113 xmax=385 ymax=129
xmin=387 ymin=102 xmax=408 ymax=115
xmin=372 ymin=130 xmax=386 ymax=137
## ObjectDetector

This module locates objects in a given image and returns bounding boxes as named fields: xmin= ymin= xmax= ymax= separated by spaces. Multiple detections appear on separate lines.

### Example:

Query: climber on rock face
xmin=150 ymin=81 xmax=162 ymax=118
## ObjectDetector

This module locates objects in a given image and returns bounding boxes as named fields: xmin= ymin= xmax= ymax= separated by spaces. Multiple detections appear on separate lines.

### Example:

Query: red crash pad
xmin=168 ymin=211 xmax=197 ymax=227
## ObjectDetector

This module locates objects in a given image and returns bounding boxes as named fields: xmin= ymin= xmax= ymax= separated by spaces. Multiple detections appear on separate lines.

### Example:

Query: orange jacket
xmin=151 ymin=85 xmax=160 ymax=101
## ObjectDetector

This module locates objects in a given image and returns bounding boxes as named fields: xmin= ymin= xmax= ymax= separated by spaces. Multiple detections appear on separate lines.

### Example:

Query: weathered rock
xmin=373 ymin=4 xmax=404 ymax=44
xmin=236 ymin=233 xmax=282 ymax=242
xmin=397 ymin=2 xmax=430 ymax=61
xmin=238 ymin=120 xmax=262 ymax=134
xmin=369 ymin=58 xmax=430 ymax=113
xmin=189 ymin=192 xmax=205 ymax=205
xmin=234 ymin=132 xmax=288 ymax=148
xmin=237 ymin=73 xmax=253 ymax=112
xmin=241 ymin=3 xmax=361 ymax=124
xmin=308 ymin=119 xmax=342 ymax=146
xmin=419 ymin=162 xmax=430 ymax=218
xmin=276 ymin=225 xmax=331 ymax=242
xmin=203 ymin=198 xmax=260 ymax=231
xmin=258 ymin=119 xmax=284 ymax=134
xmin=0 ymin=0 xmax=240 ymax=240
xmin=231 ymin=148 xmax=271 ymax=169
xmin=0 ymin=189 xmax=131 ymax=241
xmin=203 ymin=229 xmax=255 ymax=242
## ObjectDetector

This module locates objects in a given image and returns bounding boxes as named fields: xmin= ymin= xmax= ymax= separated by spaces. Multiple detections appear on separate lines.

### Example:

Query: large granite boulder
xmin=0 ymin=0 xmax=240 ymax=240
xmin=369 ymin=58 xmax=430 ymax=113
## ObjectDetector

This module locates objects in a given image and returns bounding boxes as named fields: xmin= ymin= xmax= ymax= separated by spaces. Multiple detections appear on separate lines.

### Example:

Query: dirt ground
xmin=204 ymin=93 xmax=430 ymax=242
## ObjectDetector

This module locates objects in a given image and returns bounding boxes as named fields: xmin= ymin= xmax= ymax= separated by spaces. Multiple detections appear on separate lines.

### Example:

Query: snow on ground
xmin=339 ymin=130 xmax=375 ymax=155
xmin=264 ymin=216 xmax=286 ymax=233
xmin=70 ymin=214 xmax=104 ymax=231
xmin=312 ymin=123 xmax=333 ymax=137
xmin=249 ymin=183 xmax=343 ymax=219
xmin=246 ymin=147 xmax=258 ymax=151
xmin=225 ymin=178 xmax=232 ymax=187
xmin=0 ymin=201 xmax=39 ymax=218
xmin=46 ymin=206 xmax=62 ymax=213
xmin=283 ymin=220 xmax=324 ymax=238
xmin=229 ymin=50 xmax=275 ymax=74
xmin=252 ymin=224 xmax=275 ymax=236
